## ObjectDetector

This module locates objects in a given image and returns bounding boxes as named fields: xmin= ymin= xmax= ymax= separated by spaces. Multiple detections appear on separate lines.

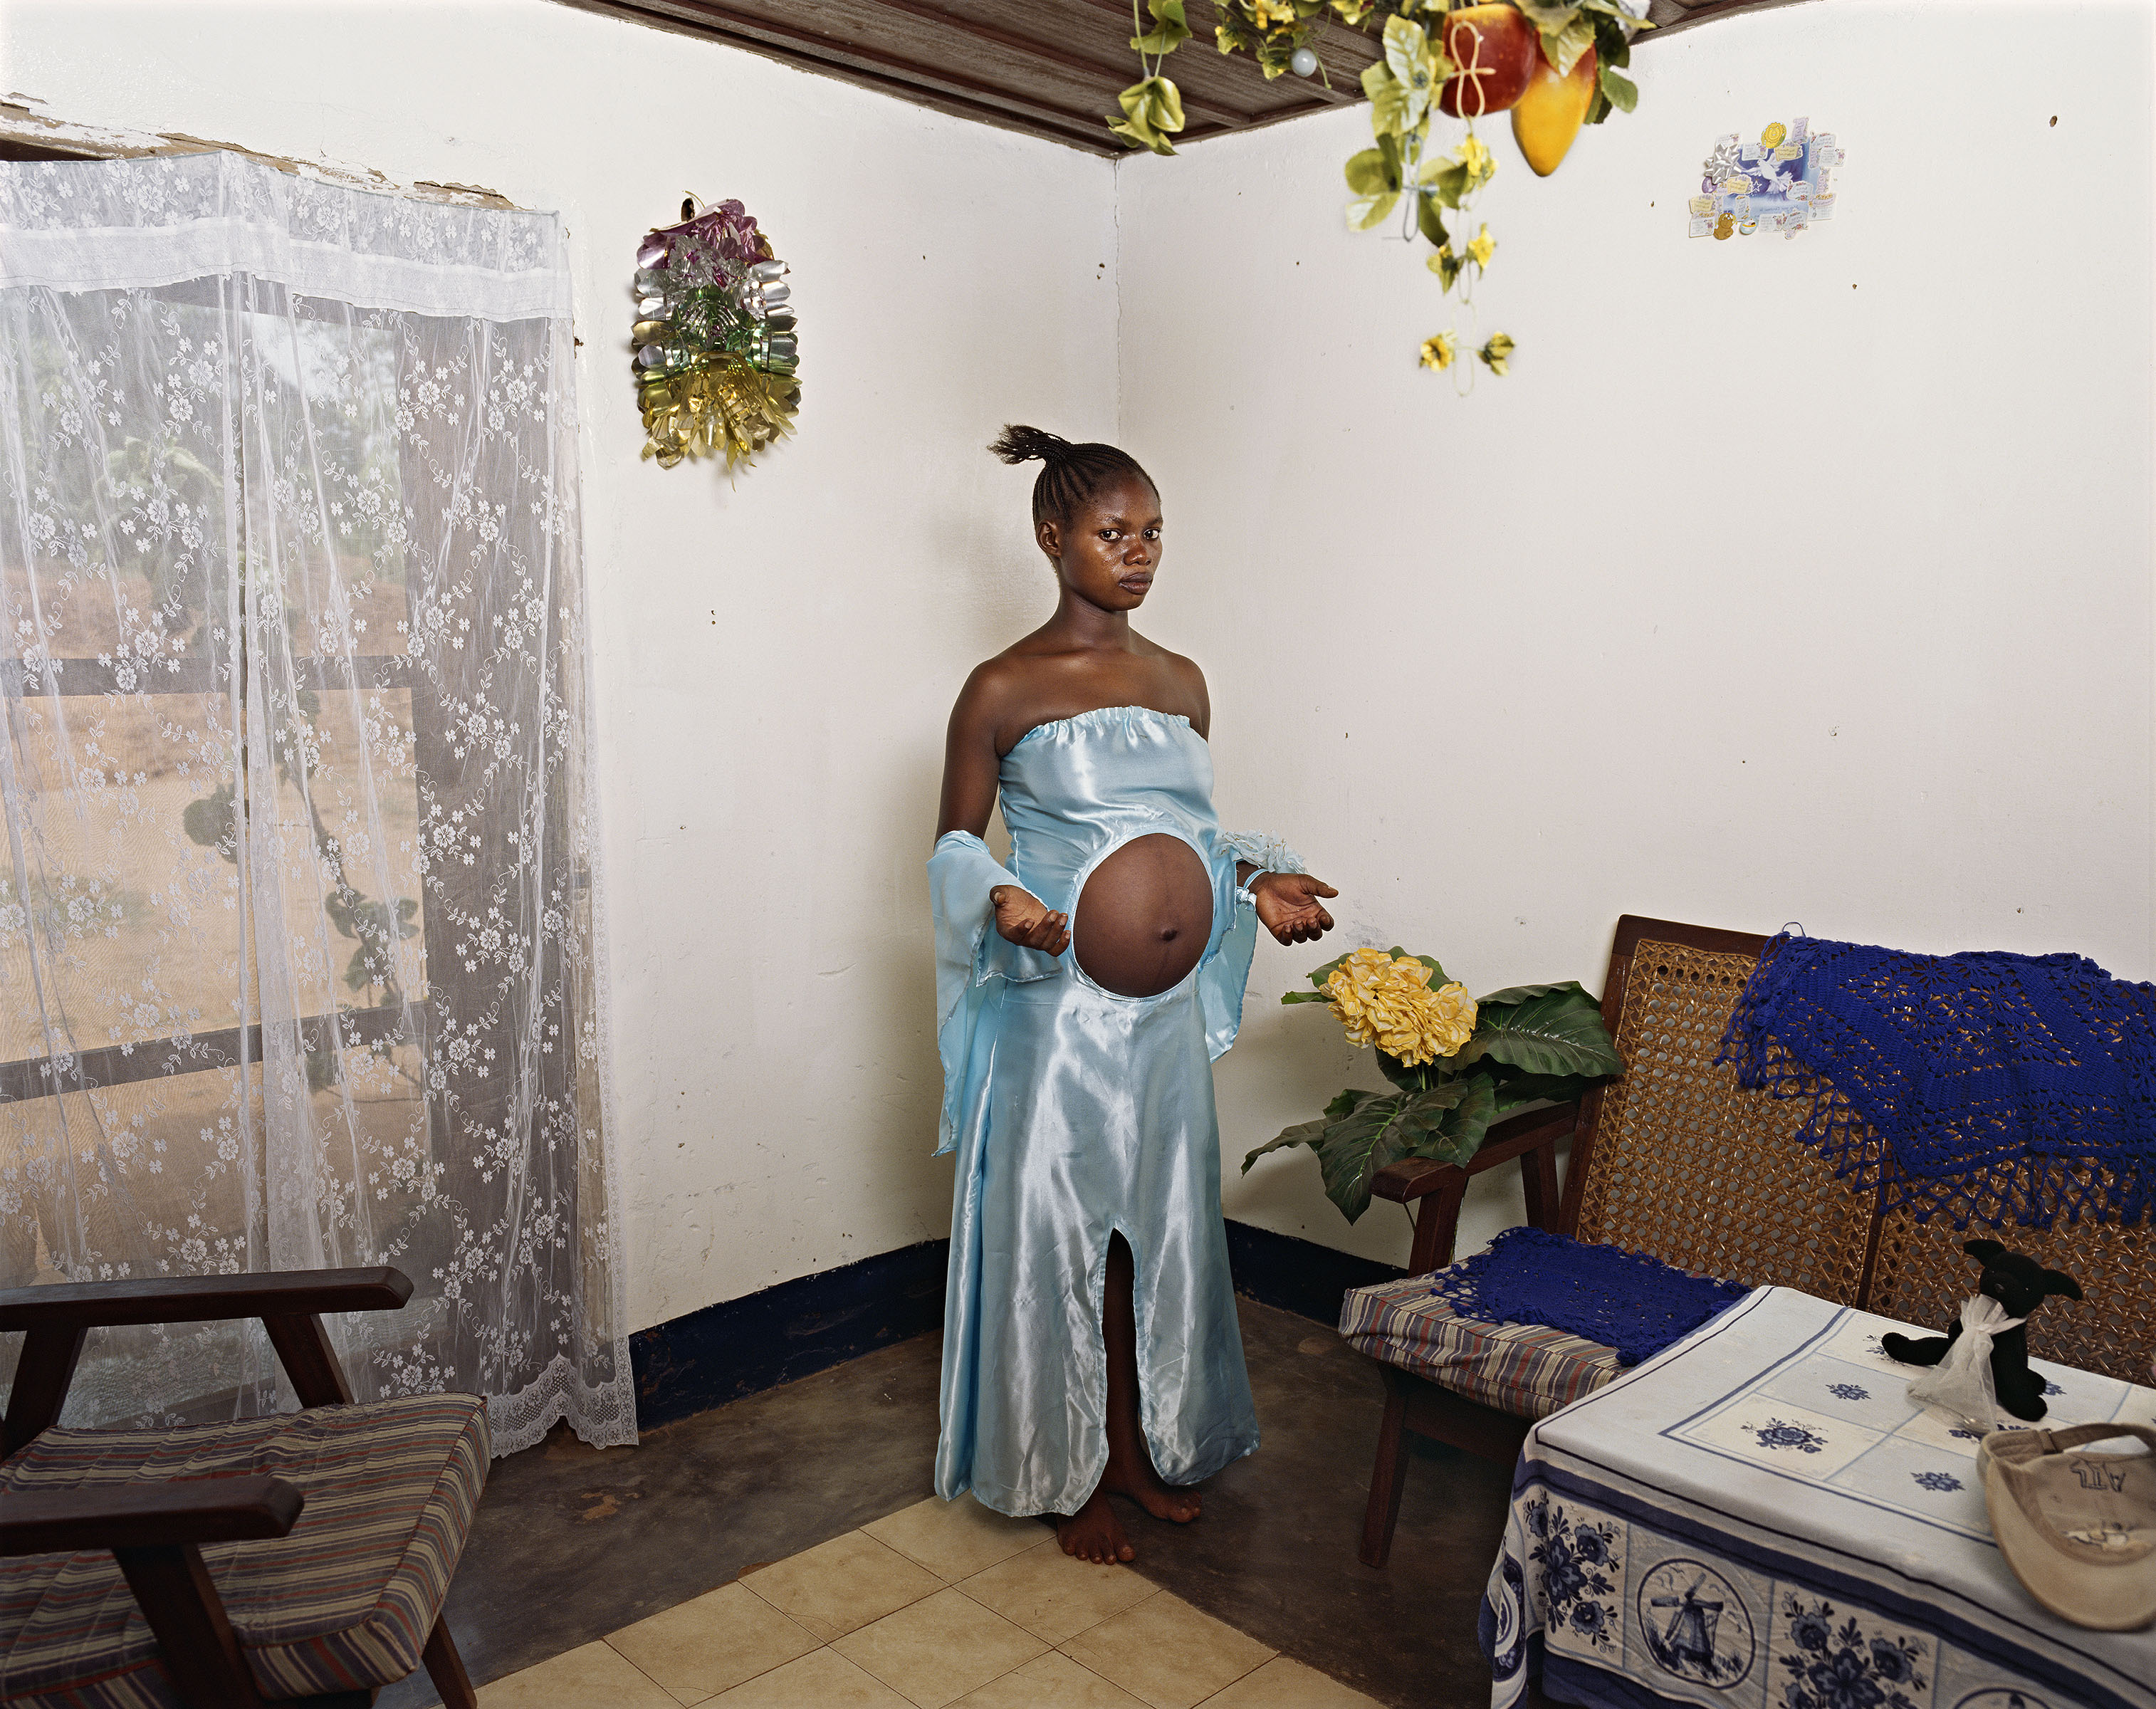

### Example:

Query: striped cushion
xmin=1339 ymin=1275 xmax=1620 ymax=1418
xmin=0 ymin=1391 xmax=488 ymax=1708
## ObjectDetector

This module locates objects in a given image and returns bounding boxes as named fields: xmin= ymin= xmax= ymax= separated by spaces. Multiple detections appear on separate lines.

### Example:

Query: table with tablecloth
xmin=1482 ymin=1285 xmax=2156 ymax=1709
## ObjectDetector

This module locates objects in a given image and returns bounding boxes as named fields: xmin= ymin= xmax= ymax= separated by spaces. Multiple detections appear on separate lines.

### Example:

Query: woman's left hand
xmin=1251 ymin=872 xmax=1339 ymax=946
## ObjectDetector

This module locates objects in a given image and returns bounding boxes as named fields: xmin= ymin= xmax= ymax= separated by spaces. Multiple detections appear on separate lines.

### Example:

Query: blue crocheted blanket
xmin=1430 ymin=1227 xmax=1749 ymax=1366
xmin=1718 ymin=933 xmax=2156 ymax=1229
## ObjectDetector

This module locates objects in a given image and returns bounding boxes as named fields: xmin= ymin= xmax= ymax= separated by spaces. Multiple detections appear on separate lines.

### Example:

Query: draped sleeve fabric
xmin=928 ymin=829 xmax=1061 ymax=1156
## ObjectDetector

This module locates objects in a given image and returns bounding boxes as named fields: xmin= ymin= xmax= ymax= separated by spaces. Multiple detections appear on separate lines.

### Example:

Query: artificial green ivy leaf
xmin=1107 ymin=75 xmax=1186 ymax=154
xmin=1130 ymin=0 xmax=1191 ymax=56
xmin=1415 ymin=194 xmax=1449 ymax=250
xmin=1598 ymin=63 xmax=1638 ymax=113
xmin=1363 ymin=63 xmax=1414 ymax=138
xmin=1344 ymin=146 xmax=1398 ymax=197
xmin=1542 ymin=14 xmax=1598 ymax=75
xmin=1108 ymin=115 xmax=1176 ymax=154
xmin=1347 ymin=191 xmax=1402 ymax=231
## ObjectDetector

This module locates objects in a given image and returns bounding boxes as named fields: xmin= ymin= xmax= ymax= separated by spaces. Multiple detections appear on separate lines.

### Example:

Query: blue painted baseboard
xmin=629 ymin=1220 xmax=1407 ymax=1431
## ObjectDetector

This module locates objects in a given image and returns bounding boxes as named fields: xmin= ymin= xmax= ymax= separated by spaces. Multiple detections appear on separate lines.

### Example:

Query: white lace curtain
xmin=0 ymin=152 xmax=633 ymax=1454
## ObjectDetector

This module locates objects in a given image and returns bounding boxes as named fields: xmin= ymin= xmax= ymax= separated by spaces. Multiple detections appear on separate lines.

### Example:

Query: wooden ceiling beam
xmin=865 ymin=0 xmax=1254 ymax=129
xmin=566 ymin=0 xmax=1124 ymax=152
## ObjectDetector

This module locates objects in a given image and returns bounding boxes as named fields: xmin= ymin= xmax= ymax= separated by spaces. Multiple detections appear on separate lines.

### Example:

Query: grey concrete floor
xmin=383 ymin=1297 xmax=1513 ymax=1709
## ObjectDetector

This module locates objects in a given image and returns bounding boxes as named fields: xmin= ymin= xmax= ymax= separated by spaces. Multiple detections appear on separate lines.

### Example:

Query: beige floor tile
xmin=1195 ymin=1655 xmax=1386 ymax=1708
xmin=476 ymin=1639 xmax=682 ymax=1709
xmin=955 ymin=1650 xmax=1150 ymax=1708
xmin=957 ymin=1537 xmax=1155 ymax=1645
xmin=706 ymin=1646 xmax=914 ymax=1707
xmin=605 ymin=1580 xmax=820 ymax=1700
xmin=741 ymin=1529 xmax=944 ymax=1642
xmin=1060 ymin=1591 xmax=1274 ymax=1709
xmin=864 ymin=1494 xmax=1046 ymax=1581
xmin=833 ymin=1585 xmax=1048 ymax=1708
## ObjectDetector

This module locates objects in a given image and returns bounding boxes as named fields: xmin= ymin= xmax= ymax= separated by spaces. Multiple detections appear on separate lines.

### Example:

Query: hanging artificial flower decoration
xmin=1108 ymin=2 xmax=1648 ymax=384
xmin=631 ymin=197 xmax=800 ymax=471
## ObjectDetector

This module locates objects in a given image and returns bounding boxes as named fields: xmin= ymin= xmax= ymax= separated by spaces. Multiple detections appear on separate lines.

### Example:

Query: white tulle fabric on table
xmin=0 ymin=152 xmax=633 ymax=1453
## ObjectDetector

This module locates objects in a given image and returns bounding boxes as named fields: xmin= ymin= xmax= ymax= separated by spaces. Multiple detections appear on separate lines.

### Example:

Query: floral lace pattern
xmin=0 ymin=152 xmax=629 ymax=1455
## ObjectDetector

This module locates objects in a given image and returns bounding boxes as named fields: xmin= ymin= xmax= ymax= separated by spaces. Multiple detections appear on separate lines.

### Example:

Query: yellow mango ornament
xmin=1510 ymin=39 xmax=1598 ymax=176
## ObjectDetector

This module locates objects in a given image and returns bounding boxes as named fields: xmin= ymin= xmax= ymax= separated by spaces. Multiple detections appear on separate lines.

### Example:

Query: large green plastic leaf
xmin=1460 ymin=988 xmax=1623 ymax=1078
xmin=1487 ymin=1071 xmax=1594 ymax=1114
xmin=1403 ymin=1074 xmax=1497 ymax=1164
xmin=1304 ymin=951 xmax=1352 ymax=990
xmin=1241 ymin=1115 xmax=1333 ymax=1174
xmin=1476 ymin=980 xmax=1589 ymax=1008
xmin=1314 ymin=1091 xmax=1415 ymax=1222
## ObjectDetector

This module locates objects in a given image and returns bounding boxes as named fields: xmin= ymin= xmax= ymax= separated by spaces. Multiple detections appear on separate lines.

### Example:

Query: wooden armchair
xmin=1346 ymin=915 xmax=2156 ymax=1567
xmin=0 ymin=1268 xmax=485 ymax=1709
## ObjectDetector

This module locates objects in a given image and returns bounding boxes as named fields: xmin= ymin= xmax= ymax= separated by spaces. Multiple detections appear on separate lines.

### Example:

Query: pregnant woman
xmin=930 ymin=426 xmax=1338 ymax=1565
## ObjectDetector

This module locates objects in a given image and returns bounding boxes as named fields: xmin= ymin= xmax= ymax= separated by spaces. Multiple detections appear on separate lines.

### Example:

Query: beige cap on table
xmin=1979 ymin=1423 xmax=2156 ymax=1632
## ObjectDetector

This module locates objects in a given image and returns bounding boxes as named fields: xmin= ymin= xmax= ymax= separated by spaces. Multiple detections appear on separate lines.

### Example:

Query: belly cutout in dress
xmin=1074 ymin=832 xmax=1214 ymax=996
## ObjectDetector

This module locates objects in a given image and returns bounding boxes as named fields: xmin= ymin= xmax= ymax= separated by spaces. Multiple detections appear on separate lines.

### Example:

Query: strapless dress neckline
xmin=1012 ymin=703 xmax=1200 ymax=752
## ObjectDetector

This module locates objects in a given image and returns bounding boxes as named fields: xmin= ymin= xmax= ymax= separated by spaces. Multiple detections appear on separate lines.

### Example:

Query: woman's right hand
xmin=991 ymin=884 xmax=1070 ymax=955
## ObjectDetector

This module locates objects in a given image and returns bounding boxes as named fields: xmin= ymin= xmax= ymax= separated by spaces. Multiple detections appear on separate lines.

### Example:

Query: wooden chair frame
xmin=0 ymin=1268 xmax=478 ymax=1709
xmin=1356 ymin=917 xmax=1775 ymax=1568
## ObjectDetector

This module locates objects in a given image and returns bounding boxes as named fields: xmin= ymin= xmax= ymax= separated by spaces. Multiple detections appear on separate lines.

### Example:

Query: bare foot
xmin=1102 ymin=1456 xmax=1202 ymax=1524
xmin=1057 ymin=1488 xmax=1135 ymax=1564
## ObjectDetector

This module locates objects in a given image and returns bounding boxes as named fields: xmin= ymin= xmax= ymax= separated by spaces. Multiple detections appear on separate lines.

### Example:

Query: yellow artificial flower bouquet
xmin=1245 ymin=945 xmax=1622 ymax=1222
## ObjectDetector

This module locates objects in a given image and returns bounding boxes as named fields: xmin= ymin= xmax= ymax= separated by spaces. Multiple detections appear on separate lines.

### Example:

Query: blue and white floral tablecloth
xmin=1482 ymin=1286 xmax=2156 ymax=1709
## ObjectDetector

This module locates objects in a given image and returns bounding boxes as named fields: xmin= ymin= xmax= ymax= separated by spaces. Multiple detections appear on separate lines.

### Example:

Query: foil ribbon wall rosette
xmin=632 ymin=197 xmax=800 ymax=470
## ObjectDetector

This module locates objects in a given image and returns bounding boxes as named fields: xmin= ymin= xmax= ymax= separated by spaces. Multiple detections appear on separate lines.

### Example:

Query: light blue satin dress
xmin=928 ymin=704 xmax=1302 ymax=1517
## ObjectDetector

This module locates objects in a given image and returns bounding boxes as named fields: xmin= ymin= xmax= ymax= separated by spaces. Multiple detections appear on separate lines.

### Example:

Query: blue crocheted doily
xmin=1717 ymin=933 xmax=2156 ymax=1229
xmin=1430 ymin=1226 xmax=1749 ymax=1366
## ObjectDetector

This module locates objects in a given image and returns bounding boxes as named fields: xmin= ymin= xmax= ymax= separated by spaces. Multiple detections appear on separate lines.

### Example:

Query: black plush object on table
xmin=1880 ymin=1238 xmax=2084 ymax=1421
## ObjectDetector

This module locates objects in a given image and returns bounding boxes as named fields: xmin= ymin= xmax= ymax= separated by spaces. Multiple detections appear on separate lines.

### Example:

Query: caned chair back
xmin=1562 ymin=917 xmax=2154 ymax=1384
xmin=1867 ymin=1191 xmax=2156 ymax=1383
xmin=1561 ymin=921 xmax=1877 ymax=1305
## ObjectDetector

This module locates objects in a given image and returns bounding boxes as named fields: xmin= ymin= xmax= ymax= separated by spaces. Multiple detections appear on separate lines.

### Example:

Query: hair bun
xmin=988 ymin=424 xmax=1072 ymax=466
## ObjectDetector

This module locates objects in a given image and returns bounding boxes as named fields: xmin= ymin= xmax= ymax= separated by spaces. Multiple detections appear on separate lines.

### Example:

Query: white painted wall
xmin=6 ymin=0 xmax=2153 ymax=1318
xmin=1116 ymin=0 xmax=2156 ymax=1268
xmin=0 ymin=0 xmax=1120 ymax=1329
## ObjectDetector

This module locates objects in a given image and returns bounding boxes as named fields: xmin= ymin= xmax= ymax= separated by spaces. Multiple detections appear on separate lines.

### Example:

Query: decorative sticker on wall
xmin=1686 ymin=119 xmax=1844 ymax=242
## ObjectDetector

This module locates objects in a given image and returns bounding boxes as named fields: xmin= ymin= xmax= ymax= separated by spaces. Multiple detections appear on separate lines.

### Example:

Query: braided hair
xmin=987 ymin=424 xmax=1156 ymax=531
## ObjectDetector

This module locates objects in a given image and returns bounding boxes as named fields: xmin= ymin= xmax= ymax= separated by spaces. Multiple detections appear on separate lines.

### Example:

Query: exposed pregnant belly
xmin=1074 ymin=834 xmax=1214 ymax=998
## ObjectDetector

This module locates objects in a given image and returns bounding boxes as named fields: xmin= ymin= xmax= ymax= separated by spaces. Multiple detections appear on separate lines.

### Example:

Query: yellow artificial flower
xmin=1478 ymin=331 xmax=1516 ymax=376
xmin=1323 ymin=949 xmax=1477 ymax=1066
xmin=1457 ymin=134 xmax=1495 ymax=182
xmin=1418 ymin=330 xmax=1458 ymax=370
xmin=1252 ymin=0 xmax=1299 ymax=27
xmin=1467 ymin=223 xmax=1495 ymax=268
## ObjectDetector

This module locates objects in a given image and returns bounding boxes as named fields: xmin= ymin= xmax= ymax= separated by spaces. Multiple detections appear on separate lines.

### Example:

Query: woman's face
xmin=1040 ymin=473 xmax=1162 ymax=610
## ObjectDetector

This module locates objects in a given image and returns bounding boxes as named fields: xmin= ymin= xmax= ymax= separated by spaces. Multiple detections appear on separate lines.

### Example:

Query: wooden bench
xmin=1351 ymin=915 xmax=2156 ymax=1567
